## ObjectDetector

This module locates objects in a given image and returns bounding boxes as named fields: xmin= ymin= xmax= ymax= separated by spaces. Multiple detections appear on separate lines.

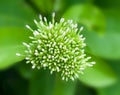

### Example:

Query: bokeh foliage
xmin=0 ymin=0 xmax=120 ymax=95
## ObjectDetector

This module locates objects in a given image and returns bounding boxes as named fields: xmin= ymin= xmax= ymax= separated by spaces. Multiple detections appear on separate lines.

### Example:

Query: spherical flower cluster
xmin=16 ymin=13 xmax=95 ymax=81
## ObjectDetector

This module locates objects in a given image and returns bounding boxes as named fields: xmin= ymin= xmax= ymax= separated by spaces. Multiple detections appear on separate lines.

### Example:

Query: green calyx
xmin=17 ymin=13 xmax=95 ymax=81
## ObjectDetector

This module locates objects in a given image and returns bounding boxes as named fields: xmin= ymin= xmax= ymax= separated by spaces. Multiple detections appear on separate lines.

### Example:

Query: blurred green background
xmin=0 ymin=0 xmax=120 ymax=95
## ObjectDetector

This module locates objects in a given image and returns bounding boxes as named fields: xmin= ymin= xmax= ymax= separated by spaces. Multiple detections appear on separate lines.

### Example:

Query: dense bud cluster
xmin=16 ymin=13 xmax=95 ymax=81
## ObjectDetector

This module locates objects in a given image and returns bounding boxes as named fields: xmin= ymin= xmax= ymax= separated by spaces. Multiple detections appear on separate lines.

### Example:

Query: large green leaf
xmin=63 ymin=4 xmax=105 ymax=33
xmin=0 ymin=0 xmax=36 ymax=23
xmin=31 ymin=0 xmax=54 ymax=13
xmin=0 ymin=27 xmax=32 ymax=70
xmin=97 ymin=8 xmax=120 ymax=95
xmin=98 ymin=84 xmax=120 ymax=95
xmin=0 ymin=45 xmax=25 ymax=70
xmin=97 ymin=61 xmax=120 ymax=95
xmin=94 ymin=0 xmax=120 ymax=8
xmin=0 ymin=0 xmax=36 ymax=70
xmin=0 ymin=27 xmax=32 ymax=45
xmin=83 ymin=30 xmax=120 ymax=60
xmin=78 ymin=57 xmax=117 ymax=88
xmin=83 ymin=8 xmax=120 ymax=60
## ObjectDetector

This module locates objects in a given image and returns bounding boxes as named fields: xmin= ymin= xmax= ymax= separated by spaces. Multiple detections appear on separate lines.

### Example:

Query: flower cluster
xmin=16 ymin=13 xmax=95 ymax=81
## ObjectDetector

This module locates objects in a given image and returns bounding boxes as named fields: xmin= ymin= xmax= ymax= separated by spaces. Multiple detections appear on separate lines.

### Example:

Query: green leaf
xmin=0 ymin=27 xmax=32 ymax=70
xmin=98 ymin=85 xmax=120 ymax=95
xmin=0 ymin=45 xmax=25 ymax=70
xmin=63 ymin=4 xmax=105 ymax=33
xmin=78 ymin=57 xmax=117 ymax=88
xmin=94 ymin=0 xmax=120 ymax=8
xmin=83 ymin=30 xmax=120 ymax=60
xmin=0 ymin=0 xmax=36 ymax=23
xmin=31 ymin=0 xmax=54 ymax=13
xmin=81 ymin=8 xmax=120 ymax=60
xmin=97 ymin=61 xmax=120 ymax=95
xmin=0 ymin=27 xmax=32 ymax=45
xmin=0 ymin=0 xmax=36 ymax=69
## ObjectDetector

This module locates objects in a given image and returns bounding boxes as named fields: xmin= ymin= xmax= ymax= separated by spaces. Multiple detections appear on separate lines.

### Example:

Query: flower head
xmin=17 ymin=13 xmax=95 ymax=81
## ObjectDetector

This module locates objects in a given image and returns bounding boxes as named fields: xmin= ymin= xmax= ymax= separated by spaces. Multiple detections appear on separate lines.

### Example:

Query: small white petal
xmin=68 ymin=20 xmax=73 ymax=24
xmin=75 ymin=74 xmax=79 ymax=78
xmin=43 ymin=56 xmax=46 ymax=59
xmin=50 ymin=70 xmax=53 ymax=74
xmin=33 ymin=30 xmax=39 ymax=36
xmin=60 ymin=18 xmax=64 ymax=23
xmin=32 ymin=65 xmax=35 ymax=69
xmin=56 ymin=67 xmax=60 ymax=72
xmin=29 ymin=36 xmax=34 ymax=39
xmin=39 ymin=14 xmax=42 ymax=20
xmin=16 ymin=53 xmax=21 ymax=56
xmin=34 ymin=19 xmax=38 ymax=25
xmin=31 ymin=61 xmax=35 ymax=64
xmin=80 ymin=26 xmax=84 ymax=31
xmin=52 ymin=12 xmax=55 ymax=18
xmin=66 ymin=78 xmax=68 ymax=81
xmin=23 ymin=42 xmax=30 ymax=48
xmin=80 ymin=67 xmax=85 ymax=70
xmin=74 ymin=24 xmax=78 ymax=28
xmin=25 ymin=25 xmax=33 ymax=31
xmin=62 ymin=77 xmax=65 ymax=80
xmin=41 ymin=49 xmax=44 ymax=51
xmin=49 ymin=22 xmax=53 ymax=29
xmin=38 ymin=40 xmax=41 ymax=43
xmin=43 ymin=64 xmax=47 ymax=67
xmin=25 ymin=57 xmax=30 ymax=60
xmin=87 ymin=63 xmax=93 ymax=67
xmin=44 ymin=17 xmax=47 ymax=22
xmin=71 ymin=77 xmax=74 ymax=81
xmin=91 ymin=62 xmax=96 ymax=65
xmin=87 ymin=57 xmax=91 ymax=60
xmin=37 ymin=66 xmax=40 ymax=69
xmin=26 ymin=61 xmax=30 ymax=64
xmin=82 ymin=37 xmax=86 ymax=40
